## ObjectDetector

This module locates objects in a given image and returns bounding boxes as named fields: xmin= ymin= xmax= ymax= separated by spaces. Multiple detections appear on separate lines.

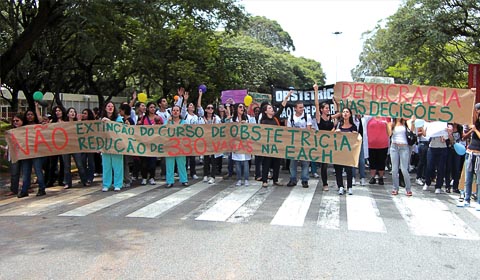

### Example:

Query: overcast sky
xmin=239 ymin=0 xmax=403 ymax=85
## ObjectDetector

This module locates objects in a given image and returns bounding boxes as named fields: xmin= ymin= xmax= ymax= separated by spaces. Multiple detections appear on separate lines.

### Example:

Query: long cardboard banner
xmin=5 ymin=121 xmax=362 ymax=167
xmin=334 ymin=82 xmax=475 ymax=124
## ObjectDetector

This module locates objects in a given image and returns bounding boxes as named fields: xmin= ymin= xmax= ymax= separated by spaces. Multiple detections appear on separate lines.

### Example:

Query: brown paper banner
xmin=5 ymin=121 xmax=362 ymax=167
xmin=334 ymin=82 xmax=475 ymax=124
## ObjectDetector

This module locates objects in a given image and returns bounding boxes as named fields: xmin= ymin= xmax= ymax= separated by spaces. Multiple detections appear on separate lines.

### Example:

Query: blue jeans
xmin=235 ymin=160 xmax=250 ymax=181
xmin=81 ymin=153 xmax=95 ymax=182
xmin=63 ymin=153 xmax=87 ymax=187
xmin=416 ymin=141 xmax=429 ymax=179
xmin=21 ymin=158 xmax=46 ymax=194
xmin=464 ymin=152 xmax=480 ymax=203
xmin=390 ymin=144 xmax=411 ymax=191
xmin=289 ymin=160 xmax=309 ymax=183
xmin=10 ymin=160 xmax=22 ymax=194
xmin=353 ymin=143 xmax=366 ymax=179
xmin=425 ymin=147 xmax=448 ymax=188
xmin=445 ymin=148 xmax=461 ymax=190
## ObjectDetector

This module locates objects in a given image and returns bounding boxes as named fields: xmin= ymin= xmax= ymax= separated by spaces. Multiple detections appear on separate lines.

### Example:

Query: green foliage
xmin=353 ymin=0 xmax=480 ymax=87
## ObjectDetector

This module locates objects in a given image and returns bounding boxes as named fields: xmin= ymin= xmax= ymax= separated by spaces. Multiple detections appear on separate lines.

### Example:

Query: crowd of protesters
xmin=1 ymin=86 xmax=478 ymax=211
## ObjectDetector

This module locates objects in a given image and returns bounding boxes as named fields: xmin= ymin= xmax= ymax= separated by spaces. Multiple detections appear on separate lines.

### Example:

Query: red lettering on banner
xmin=34 ymin=127 xmax=52 ymax=153
xmin=410 ymin=86 xmax=424 ymax=104
xmin=446 ymin=90 xmax=461 ymax=107
xmin=385 ymin=85 xmax=398 ymax=102
xmin=341 ymin=84 xmax=353 ymax=98
xmin=8 ymin=130 xmax=30 ymax=156
xmin=51 ymin=127 xmax=68 ymax=150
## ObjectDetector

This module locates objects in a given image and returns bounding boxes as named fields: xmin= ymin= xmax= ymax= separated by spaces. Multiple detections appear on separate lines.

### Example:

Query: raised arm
xmin=313 ymin=83 xmax=320 ymax=124
xmin=129 ymin=90 xmax=137 ymax=108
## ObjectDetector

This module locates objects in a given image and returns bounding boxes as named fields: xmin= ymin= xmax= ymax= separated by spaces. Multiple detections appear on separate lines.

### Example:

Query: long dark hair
xmin=66 ymin=107 xmax=78 ymax=121
xmin=338 ymin=107 xmax=354 ymax=128
xmin=22 ymin=108 xmax=39 ymax=125
xmin=232 ymin=103 xmax=248 ymax=122
xmin=51 ymin=105 xmax=66 ymax=123
xmin=82 ymin=108 xmax=95 ymax=120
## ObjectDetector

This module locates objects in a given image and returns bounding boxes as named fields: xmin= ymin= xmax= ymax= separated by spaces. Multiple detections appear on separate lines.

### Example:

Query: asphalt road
xmin=0 ymin=166 xmax=479 ymax=280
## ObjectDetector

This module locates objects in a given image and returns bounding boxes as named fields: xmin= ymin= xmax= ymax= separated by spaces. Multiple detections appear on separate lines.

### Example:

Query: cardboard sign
xmin=5 ymin=121 xmax=362 ymax=167
xmin=334 ymin=82 xmax=475 ymax=124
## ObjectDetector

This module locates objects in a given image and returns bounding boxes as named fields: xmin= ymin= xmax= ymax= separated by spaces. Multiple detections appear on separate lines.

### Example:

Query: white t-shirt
xmin=287 ymin=113 xmax=312 ymax=129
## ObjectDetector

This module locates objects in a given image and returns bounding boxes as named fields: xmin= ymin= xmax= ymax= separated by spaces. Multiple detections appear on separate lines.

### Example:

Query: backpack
xmin=290 ymin=111 xmax=307 ymax=127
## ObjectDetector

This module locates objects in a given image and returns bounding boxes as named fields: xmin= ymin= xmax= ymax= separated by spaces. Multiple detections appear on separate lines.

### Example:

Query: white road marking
xmin=127 ymin=183 xmax=212 ymax=218
xmin=59 ymin=185 xmax=156 ymax=217
xmin=346 ymin=188 xmax=387 ymax=233
xmin=317 ymin=192 xmax=340 ymax=229
xmin=0 ymin=187 xmax=99 ymax=216
xmin=393 ymin=196 xmax=479 ymax=240
xmin=196 ymin=185 xmax=262 ymax=222
xmin=270 ymin=180 xmax=318 ymax=227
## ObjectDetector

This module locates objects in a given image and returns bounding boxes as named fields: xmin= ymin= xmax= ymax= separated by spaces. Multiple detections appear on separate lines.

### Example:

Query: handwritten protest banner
xmin=272 ymin=85 xmax=335 ymax=120
xmin=334 ymin=82 xmax=475 ymax=124
xmin=5 ymin=121 xmax=362 ymax=167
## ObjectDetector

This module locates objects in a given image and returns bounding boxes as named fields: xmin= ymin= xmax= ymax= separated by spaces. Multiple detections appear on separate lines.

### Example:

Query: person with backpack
xmin=286 ymin=100 xmax=313 ymax=188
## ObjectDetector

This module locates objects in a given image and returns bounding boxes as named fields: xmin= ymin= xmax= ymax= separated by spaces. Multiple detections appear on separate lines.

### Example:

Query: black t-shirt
xmin=318 ymin=116 xmax=334 ymax=131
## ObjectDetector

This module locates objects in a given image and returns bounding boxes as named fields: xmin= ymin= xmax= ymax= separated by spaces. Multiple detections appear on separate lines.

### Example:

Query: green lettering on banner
xmin=322 ymin=149 xmax=333 ymax=163
xmin=78 ymin=137 xmax=87 ymax=150
xmin=76 ymin=123 xmax=84 ymax=135
xmin=285 ymin=145 xmax=295 ymax=159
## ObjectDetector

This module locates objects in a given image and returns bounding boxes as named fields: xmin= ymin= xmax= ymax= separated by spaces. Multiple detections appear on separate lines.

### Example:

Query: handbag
xmin=405 ymin=123 xmax=417 ymax=146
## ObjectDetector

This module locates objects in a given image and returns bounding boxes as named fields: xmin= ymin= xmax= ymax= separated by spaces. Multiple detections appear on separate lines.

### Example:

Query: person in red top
xmin=365 ymin=116 xmax=390 ymax=185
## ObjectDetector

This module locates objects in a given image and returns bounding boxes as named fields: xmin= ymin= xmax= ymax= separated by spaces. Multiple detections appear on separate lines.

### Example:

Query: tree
xmin=353 ymin=0 xmax=480 ymax=87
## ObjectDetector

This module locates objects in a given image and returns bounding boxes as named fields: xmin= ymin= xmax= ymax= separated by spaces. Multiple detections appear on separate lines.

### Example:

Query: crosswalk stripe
xmin=393 ymin=196 xmax=479 ymax=240
xmin=59 ymin=185 xmax=157 ymax=217
xmin=226 ymin=184 xmax=275 ymax=223
xmin=346 ymin=188 xmax=387 ymax=233
xmin=0 ymin=187 xmax=99 ymax=216
xmin=317 ymin=192 xmax=340 ymax=230
xmin=270 ymin=180 xmax=318 ymax=227
xmin=126 ymin=183 xmax=212 ymax=218
xmin=195 ymin=184 xmax=262 ymax=222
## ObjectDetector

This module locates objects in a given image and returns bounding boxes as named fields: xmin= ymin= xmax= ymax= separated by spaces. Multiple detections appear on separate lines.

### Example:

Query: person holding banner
xmin=137 ymin=101 xmax=163 ymax=186
xmin=461 ymin=98 xmax=480 ymax=208
xmin=2 ymin=114 xmax=23 ymax=196
xmin=18 ymin=109 xmax=47 ymax=198
xmin=62 ymin=107 xmax=88 ymax=189
xmin=231 ymin=103 xmax=254 ymax=186
xmin=182 ymin=91 xmax=201 ymax=180
xmin=287 ymin=101 xmax=313 ymax=188
xmin=197 ymin=90 xmax=222 ymax=184
xmin=333 ymin=107 xmax=357 ymax=195
xmin=314 ymin=83 xmax=340 ymax=191
xmin=100 ymin=101 xmax=124 ymax=192
xmin=260 ymin=91 xmax=291 ymax=187
xmin=389 ymin=118 xmax=413 ymax=196
xmin=165 ymin=105 xmax=189 ymax=188
xmin=422 ymin=121 xmax=452 ymax=194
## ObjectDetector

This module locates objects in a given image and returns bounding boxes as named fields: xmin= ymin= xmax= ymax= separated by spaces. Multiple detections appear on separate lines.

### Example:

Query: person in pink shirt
xmin=366 ymin=116 xmax=390 ymax=185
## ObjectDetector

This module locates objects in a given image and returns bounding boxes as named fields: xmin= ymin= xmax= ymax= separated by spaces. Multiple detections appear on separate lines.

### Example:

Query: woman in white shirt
xmin=231 ymin=103 xmax=254 ymax=186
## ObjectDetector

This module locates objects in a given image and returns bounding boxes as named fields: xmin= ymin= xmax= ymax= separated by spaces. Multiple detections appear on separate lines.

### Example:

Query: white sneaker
xmin=102 ymin=187 xmax=109 ymax=192
xmin=360 ymin=178 xmax=365 ymax=186
xmin=422 ymin=184 xmax=429 ymax=191
xmin=114 ymin=187 xmax=121 ymax=191
xmin=352 ymin=178 xmax=357 ymax=185
xmin=313 ymin=173 xmax=320 ymax=178
xmin=416 ymin=178 xmax=425 ymax=186
xmin=141 ymin=179 xmax=147 ymax=185
xmin=244 ymin=180 xmax=249 ymax=186
xmin=208 ymin=177 xmax=215 ymax=184
xmin=149 ymin=178 xmax=156 ymax=185
xmin=338 ymin=187 xmax=345 ymax=195
xmin=236 ymin=180 xmax=242 ymax=186
xmin=348 ymin=188 xmax=353 ymax=195
xmin=203 ymin=176 xmax=208 ymax=182
xmin=435 ymin=188 xmax=442 ymax=194
xmin=192 ymin=174 xmax=199 ymax=180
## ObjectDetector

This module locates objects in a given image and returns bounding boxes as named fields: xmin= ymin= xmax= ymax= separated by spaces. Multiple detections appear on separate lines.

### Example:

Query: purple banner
xmin=221 ymin=89 xmax=248 ymax=104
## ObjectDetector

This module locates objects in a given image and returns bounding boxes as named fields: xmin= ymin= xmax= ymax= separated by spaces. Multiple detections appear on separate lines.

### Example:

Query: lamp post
xmin=332 ymin=31 xmax=342 ymax=82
